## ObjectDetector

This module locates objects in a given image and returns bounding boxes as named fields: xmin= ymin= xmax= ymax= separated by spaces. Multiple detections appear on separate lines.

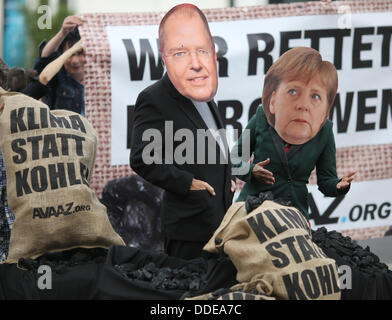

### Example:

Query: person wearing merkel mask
xmin=230 ymin=47 xmax=355 ymax=219
xmin=130 ymin=4 xmax=235 ymax=260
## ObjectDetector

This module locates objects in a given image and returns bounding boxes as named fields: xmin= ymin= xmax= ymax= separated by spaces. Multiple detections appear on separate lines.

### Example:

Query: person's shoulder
xmin=136 ymin=77 xmax=166 ymax=101
xmin=144 ymin=77 xmax=166 ymax=93
xmin=255 ymin=105 xmax=266 ymax=117
xmin=254 ymin=105 xmax=269 ymax=126
xmin=134 ymin=78 xmax=168 ymax=113
xmin=311 ymin=118 xmax=334 ymax=145
xmin=324 ymin=118 xmax=333 ymax=127
xmin=320 ymin=118 xmax=334 ymax=134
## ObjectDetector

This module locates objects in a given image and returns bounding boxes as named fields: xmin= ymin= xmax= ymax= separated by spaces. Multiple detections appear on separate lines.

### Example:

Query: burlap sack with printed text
xmin=0 ymin=88 xmax=124 ymax=263
xmin=204 ymin=201 xmax=341 ymax=300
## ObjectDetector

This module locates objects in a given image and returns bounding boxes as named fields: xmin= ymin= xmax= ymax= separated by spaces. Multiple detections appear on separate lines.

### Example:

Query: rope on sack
xmin=231 ymin=275 xmax=274 ymax=298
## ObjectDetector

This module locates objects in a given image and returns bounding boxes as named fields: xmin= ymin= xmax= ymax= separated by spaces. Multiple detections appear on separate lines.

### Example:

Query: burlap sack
xmin=0 ymin=88 xmax=124 ymax=263
xmin=204 ymin=200 xmax=341 ymax=300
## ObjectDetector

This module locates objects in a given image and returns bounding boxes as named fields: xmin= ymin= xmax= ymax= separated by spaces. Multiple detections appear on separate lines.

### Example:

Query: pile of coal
xmin=312 ymin=227 xmax=391 ymax=275
xmin=17 ymin=247 xmax=108 ymax=274
xmin=100 ymin=175 xmax=164 ymax=252
xmin=114 ymin=261 xmax=207 ymax=292
xmin=245 ymin=192 xmax=292 ymax=214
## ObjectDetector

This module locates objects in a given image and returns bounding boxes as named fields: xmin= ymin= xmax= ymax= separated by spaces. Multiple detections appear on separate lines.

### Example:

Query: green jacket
xmin=230 ymin=106 xmax=348 ymax=219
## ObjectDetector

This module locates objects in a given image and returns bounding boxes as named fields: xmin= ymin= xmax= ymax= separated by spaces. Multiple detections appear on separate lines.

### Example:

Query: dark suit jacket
xmin=130 ymin=74 xmax=234 ymax=241
xmin=231 ymin=106 xmax=348 ymax=219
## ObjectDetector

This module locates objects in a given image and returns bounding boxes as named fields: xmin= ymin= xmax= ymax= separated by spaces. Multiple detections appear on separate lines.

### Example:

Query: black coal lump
xmin=116 ymin=261 xmax=207 ymax=292
xmin=189 ymin=278 xmax=201 ymax=291
xmin=311 ymin=227 xmax=391 ymax=275
xmin=17 ymin=258 xmax=39 ymax=271
xmin=245 ymin=192 xmax=274 ymax=213
xmin=245 ymin=191 xmax=292 ymax=213
xmin=16 ymin=248 xmax=108 ymax=275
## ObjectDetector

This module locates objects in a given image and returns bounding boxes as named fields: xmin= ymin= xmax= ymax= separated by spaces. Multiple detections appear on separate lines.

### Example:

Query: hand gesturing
xmin=61 ymin=16 xmax=85 ymax=36
xmin=337 ymin=171 xmax=356 ymax=190
xmin=252 ymin=158 xmax=275 ymax=185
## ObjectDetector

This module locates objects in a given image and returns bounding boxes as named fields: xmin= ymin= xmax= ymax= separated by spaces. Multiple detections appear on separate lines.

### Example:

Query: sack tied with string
xmin=0 ymin=88 xmax=124 ymax=264
xmin=185 ymin=276 xmax=276 ymax=300
xmin=203 ymin=200 xmax=341 ymax=300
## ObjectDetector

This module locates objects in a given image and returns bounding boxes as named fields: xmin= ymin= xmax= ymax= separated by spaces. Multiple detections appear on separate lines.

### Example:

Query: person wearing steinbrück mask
xmin=130 ymin=4 xmax=235 ymax=260
xmin=230 ymin=47 xmax=355 ymax=220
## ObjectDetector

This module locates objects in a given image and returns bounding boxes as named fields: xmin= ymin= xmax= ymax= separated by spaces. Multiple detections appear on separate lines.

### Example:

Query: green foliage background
xmin=23 ymin=0 xmax=73 ymax=68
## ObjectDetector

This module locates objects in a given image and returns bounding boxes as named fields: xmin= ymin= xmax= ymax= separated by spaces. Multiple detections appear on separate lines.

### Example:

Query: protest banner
xmin=79 ymin=0 xmax=392 ymax=239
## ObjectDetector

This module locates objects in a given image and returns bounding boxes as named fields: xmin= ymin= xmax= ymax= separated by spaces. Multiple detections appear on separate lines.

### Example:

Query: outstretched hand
xmin=337 ymin=171 xmax=356 ymax=190
xmin=252 ymin=158 xmax=275 ymax=185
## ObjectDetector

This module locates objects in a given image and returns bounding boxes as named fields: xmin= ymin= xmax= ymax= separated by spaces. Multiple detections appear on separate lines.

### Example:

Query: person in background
xmin=33 ymin=15 xmax=86 ymax=115
xmin=0 ymin=59 xmax=8 ymax=89
xmin=0 ymin=35 xmax=85 ymax=104
xmin=130 ymin=4 xmax=235 ymax=260
xmin=230 ymin=47 xmax=355 ymax=220
xmin=0 ymin=65 xmax=22 ymax=261
xmin=0 ymin=58 xmax=38 ymax=94
xmin=22 ymin=40 xmax=85 ymax=102
xmin=6 ymin=68 xmax=37 ymax=92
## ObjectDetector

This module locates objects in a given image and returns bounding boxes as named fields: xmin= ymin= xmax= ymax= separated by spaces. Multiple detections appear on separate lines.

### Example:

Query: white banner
xmin=107 ymin=11 xmax=392 ymax=166
xmin=308 ymin=179 xmax=392 ymax=231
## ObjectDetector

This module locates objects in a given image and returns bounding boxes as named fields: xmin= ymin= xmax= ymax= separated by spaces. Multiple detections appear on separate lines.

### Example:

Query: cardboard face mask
xmin=269 ymin=74 xmax=329 ymax=145
xmin=162 ymin=14 xmax=218 ymax=102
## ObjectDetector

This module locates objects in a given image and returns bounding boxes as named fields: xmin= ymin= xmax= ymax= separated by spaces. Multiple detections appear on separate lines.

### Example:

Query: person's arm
xmin=39 ymin=40 xmax=84 ymax=85
xmin=230 ymin=113 xmax=257 ymax=183
xmin=33 ymin=16 xmax=84 ymax=74
xmin=316 ymin=122 xmax=353 ymax=196
xmin=21 ymin=79 xmax=48 ymax=100
xmin=130 ymin=90 xmax=194 ymax=197
xmin=336 ymin=171 xmax=355 ymax=190
xmin=22 ymin=40 xmax=83 ymax=100
xmin=41 ymin=16 xmax=84 ymax=58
